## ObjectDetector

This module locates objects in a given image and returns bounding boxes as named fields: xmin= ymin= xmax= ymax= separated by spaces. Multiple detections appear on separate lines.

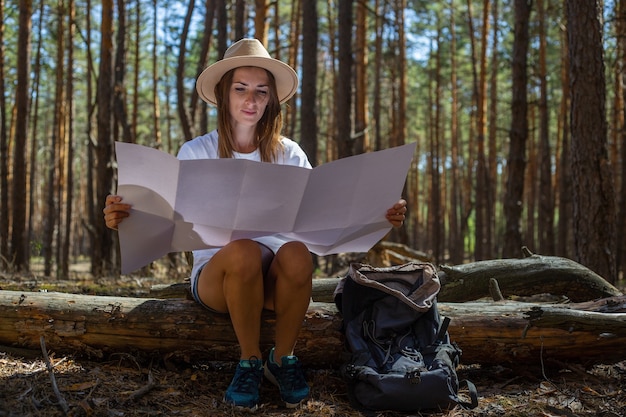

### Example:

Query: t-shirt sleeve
xmin=176 ymin=131 xmax=219 ymax=160
xmin=176 ymin=142 xmax=194 ymax=160
xmin=281 ymin=138 xmax=312 ymax=168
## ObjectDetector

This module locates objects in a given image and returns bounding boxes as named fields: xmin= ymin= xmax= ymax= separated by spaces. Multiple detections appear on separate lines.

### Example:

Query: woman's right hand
xmin=103 ymin=195 xmax=131 ymax=230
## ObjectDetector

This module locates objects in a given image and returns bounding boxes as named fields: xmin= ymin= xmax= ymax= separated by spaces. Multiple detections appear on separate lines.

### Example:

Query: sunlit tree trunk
xmin=354 ymin=0 xmax=368 ymax=154
xmin=11 ymin=0 xmax=33 ymax=272
xmin=567 ymin=0 xmax=617 ymax=283
xmin=502 ymin=0 xmax=531 ymax=258
xmin=324 ymin=1 xmax=337 ymax=162
xmin=0 ymin=0 xmax=8 ymax=268
xmin=397 ymin=0 xmax=406 ymax=150
xmin=487 ymin=0 xmax=500 ymax=260
xmin=85 ymin=0 xmax=97 ymax=273
xmin=284 ymin=0 xmax=300 ymax=138
xmin=430 ymin=14 xmax=443 ymax=264
xmin=27 ymin=2 xmax=45 ymax=266
xmin=473 ymin=0 xmax=490 ymax=261
xmin=61 ymin=0 xmax=75 ymax=278
xmin=464 ymin=0 xmax=479 ymax=261
xmin=51 ymin=0 xmax=68 ymax=277
xmin=448 ymin=0 xmax=463 ymax=265
xmin=391 ymin=0 xmax=408 ymax=245
xmin=255 ymin=0 xmax=269 ymax=45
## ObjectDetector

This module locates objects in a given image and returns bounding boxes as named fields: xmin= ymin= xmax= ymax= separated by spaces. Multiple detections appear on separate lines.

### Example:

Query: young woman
xmin=103 ymin=38 xmax=407 ymax=411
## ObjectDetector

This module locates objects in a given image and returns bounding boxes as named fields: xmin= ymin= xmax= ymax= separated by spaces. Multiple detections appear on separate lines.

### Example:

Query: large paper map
xmin=115 ymin=141 xmax=416 ymax=273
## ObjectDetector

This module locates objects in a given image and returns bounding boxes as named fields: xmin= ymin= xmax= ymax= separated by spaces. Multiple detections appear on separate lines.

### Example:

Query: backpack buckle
xmin=406 ymin=368 xmax=421 ymax=384
xmin=345 ymin=364 xmax=358 ymax=379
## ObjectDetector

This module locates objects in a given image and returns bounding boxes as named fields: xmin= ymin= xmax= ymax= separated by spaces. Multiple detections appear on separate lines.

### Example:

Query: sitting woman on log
xmin=103 ymin=38 xmax=407 ymax=411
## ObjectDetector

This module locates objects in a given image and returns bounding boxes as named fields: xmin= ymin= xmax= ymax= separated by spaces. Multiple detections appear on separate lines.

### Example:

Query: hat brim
xmin=196 ymin=56 xmax=299 ymax=106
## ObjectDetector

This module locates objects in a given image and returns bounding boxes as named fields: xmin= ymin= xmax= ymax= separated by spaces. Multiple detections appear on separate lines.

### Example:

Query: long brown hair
xmin=214 ymin=67 xmax=284 ymax=162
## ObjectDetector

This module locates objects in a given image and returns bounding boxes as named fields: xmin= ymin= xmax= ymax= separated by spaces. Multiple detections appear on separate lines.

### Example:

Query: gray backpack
xmin=334 ymin=262 xmax=478 ymax=412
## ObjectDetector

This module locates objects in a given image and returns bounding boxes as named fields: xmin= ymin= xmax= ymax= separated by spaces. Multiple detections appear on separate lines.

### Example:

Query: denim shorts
xmin=190 ymin=242 xmax=275 ymax=312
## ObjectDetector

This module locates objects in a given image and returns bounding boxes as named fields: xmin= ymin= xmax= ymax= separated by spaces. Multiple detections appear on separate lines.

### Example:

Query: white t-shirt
xmin=177 ymin=129 xmax=312 ymax=282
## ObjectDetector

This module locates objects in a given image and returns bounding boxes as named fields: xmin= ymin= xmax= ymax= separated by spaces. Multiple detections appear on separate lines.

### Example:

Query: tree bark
xmin=176 ymin=0 xmax=195 ymax=142
xmin=567 ymin=0 xmax=618 ymax=283
xmin=473 ymin=0 xmax=490 ymax=261
xmin=254 ymin=0 xmax=269 ymax=45
xmin=537 ymin=0 xmax=555 ymax=255
xmin=354 ymin=0 xmax=368 ymax=155
xmin=487 ymin=0 xmax=500 ymax=261
xmin=556 ymin=17 xmax=572 ymax=258
xmin=439 ymin=251 xmax=622 ymax=302
xmin=11 ymin=0 xmax=33 ymax=271
xmin=336 ymin=0 xmax=353 ymax=158
xmin=93 ymin=0 xmax=116 ymax=277
xmin=0 ymin=0 xmax=8 ymax=270
xmin=1 ymin=290 xmax=624 ymax=367
xmin=448 ymin=0 xmax=463 ymax=265
xmin=44 ymin=0 xmax=64 ymax=278
xmin=502 ymin=0 xmax=531 ymax=258
xmin=300 ymin=0 xmax=318 ymax=165
xmin=618 ymin=0 xmax=626 ymax=280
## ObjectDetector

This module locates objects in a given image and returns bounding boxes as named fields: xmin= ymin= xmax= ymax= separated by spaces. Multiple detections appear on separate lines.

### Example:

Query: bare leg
xmin=264 ymin=241 xmax=313 ymax=364
xmin=195 ymin=239 xmax=265 ymax=360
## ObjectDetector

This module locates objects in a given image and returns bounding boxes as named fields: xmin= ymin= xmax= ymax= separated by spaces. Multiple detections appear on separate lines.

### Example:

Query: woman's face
xmin=228 ymin=66 xmax=271 ymax=128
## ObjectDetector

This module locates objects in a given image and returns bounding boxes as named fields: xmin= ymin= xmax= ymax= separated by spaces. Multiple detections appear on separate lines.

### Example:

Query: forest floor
xmin=1 ymin=260 xmax=625 ymax=417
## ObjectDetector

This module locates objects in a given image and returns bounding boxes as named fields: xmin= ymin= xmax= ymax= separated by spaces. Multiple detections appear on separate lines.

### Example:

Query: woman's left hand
xmin=386 ymin=199 xmax=407 ymax=228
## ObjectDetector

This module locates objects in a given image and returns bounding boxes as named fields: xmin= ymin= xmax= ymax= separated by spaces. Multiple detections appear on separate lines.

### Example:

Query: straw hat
xmin=196 ymin=38 xmax=299 ymax=106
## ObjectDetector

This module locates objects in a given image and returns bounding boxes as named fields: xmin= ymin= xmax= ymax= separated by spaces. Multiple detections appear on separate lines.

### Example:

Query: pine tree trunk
xmin=567 ymin=0 xmax=618 ymax=283
xmin=502 ymin=0 xmax=531 ymax=258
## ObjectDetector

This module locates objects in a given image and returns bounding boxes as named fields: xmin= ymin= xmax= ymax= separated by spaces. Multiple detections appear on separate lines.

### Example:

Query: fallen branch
xmin=124 ymin=370 xmax=157 ymax=403
xmin=40 ymin=336 xmax=70 ymax=415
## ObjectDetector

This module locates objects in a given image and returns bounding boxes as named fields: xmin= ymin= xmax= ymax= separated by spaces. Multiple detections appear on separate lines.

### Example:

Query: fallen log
xmin=438 ymin=250 xmax=622 ymax=302
xmin=151 ymin=252 xmax=623 ymax=304
xmin=150 ymin=277 xmax=342 ymax=303
xmin=1 ymin=290 xmax=624 ymax=367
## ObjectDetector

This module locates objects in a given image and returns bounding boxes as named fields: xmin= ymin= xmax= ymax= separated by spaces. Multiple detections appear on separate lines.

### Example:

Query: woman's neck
xmin=232 ymin=124 xmax=257 ymax=153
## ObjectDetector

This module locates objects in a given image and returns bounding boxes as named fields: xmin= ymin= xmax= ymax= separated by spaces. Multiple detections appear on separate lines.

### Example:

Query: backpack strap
xmin=436 ymin=316 xmax=451 ymax=342
xmin=457 ymin=379 xmax=479 ymax=409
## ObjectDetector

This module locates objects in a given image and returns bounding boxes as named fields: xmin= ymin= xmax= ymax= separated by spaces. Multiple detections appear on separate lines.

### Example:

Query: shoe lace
xmin=278 ymin=359 xmax=306 ymax=390
xmin=232 ymin=357 xmax=262 ymax=393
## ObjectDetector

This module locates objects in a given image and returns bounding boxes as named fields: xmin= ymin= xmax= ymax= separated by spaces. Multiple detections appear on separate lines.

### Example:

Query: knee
xmin=221 ymin=239 xmax=263 ymax=279
xmin=274 ymin=242 xmax=313 ymax=286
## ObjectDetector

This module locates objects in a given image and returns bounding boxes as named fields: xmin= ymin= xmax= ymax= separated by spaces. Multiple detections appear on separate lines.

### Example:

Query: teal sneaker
xmin=263 ymin=348 xmax=310 ymax=408
xmin=224 ymin=357 xmax=264 ymax=411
